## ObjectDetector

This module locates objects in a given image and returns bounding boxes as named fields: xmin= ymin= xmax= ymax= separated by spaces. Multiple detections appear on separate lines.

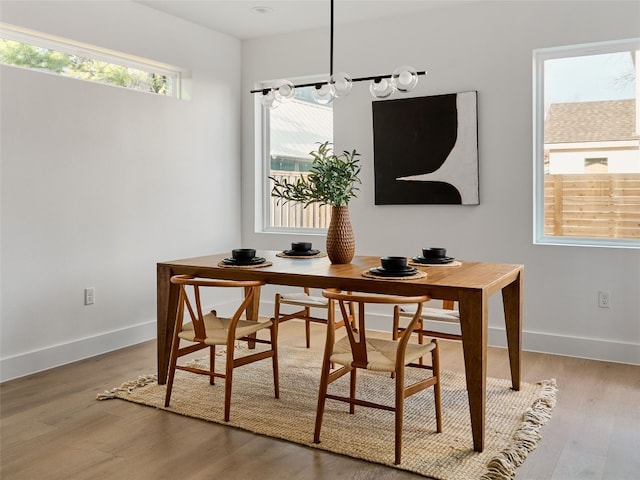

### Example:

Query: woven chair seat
xmin=178 ymin=312 xmax=273 ymax=345
xmin=279 ymin=292 xmax=329 ymax=308
xmin=166 ymin=275 xmax=278 ymax=422
xmin=314 ymin=289 xmax=442 ymax=465
xmin=399 ymin=305 xmax=460 ymax=323
xmin=330 ymin=336 xmax=436 ymax=372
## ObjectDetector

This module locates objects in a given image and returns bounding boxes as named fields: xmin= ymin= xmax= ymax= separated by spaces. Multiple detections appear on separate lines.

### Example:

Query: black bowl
xmin=232 ymin=248 xmax=256 ymax=261
xmin=291 ymin=242 xmax=312 ymax=252
xmin=381 ymin=256 xmax=408 ymax=271
xmin=422 ymin=247 xmax=447 ymax=259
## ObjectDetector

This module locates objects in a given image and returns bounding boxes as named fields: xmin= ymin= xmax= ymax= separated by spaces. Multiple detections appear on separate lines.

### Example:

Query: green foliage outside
xmin=0 ymin=39 xmax=172 ymax=95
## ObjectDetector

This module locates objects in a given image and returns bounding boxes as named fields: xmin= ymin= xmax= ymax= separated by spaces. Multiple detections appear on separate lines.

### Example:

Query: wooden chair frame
xmin=393 ymin=299 xmax=461 ymax=368
xmin=313 ymin=289 xmax=442 ymax=465
xmin=165 ymin=275 xmax=279 ymax=422
xmin=274 ymin=287 xmax=353 ymax=348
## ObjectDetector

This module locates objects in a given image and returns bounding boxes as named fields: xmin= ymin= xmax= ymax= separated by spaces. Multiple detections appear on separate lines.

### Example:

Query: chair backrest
xmin=170 ymin=275 xmax=265 ymax=342
xmin=322 ymin=289 xmax=430 ymax=369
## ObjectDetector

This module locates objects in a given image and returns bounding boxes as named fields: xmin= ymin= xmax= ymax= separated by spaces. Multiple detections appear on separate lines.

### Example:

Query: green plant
xmin=270 ymin=142 xmax=362 ymax=207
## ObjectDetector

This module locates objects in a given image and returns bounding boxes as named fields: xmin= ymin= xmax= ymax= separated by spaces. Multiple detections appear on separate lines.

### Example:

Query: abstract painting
xmin=372 ymin=91 xmax=479 ymax=205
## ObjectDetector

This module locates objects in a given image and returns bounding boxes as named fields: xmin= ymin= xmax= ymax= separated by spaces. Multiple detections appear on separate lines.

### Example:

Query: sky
xmin=545 ymin=51 xmax=636 ymax=104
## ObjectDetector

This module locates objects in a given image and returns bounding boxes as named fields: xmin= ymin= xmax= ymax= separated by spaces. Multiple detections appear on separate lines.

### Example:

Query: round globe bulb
xmin=275 ymin=80 xmax=295 ymax=102
xmin=260 ymin=89 xmax=279 ymax=109
xmin=391 ymin=66 xmax=419 ymax=92
xmin=312 ymin=83 xmax=335 ymax=105
xmin=369 ymin=78 xmax=394 ymax=99
xmin=330 ymin=72 xmax=352 ymax=98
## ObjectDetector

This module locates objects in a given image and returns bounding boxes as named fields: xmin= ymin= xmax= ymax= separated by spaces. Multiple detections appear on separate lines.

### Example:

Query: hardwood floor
xmin=1 ymin=322 xmax=639 ymax=480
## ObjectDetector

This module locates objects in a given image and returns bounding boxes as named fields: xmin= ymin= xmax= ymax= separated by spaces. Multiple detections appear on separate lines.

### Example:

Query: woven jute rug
xmin=98 ymin=345 xmax=556 ymax=480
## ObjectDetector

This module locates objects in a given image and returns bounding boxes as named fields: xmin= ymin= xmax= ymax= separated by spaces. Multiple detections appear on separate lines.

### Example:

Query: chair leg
xmin=313 ymin=356 xmax=331 ymax=443
xmin=392 ymin=312 xmax=399 ymax=341
xmin=271 ymin=323 xmax=280 ymax=399
xmin=209 ymin=345 xmax=216 ymax=385
xmin=349 ymin=367 xmax=357 ymax=414
xmin=394 ymin=365 xmax=405 ymax=465
xmin=305 ymin=316 xmax=311 ymax=348
xmin=431 ymin=339 xmax=442 ymax=433
xmin=224 ymin=346 xmax=234 ymax=422
xmin=417 ymin=319 xmax=425 ymax=366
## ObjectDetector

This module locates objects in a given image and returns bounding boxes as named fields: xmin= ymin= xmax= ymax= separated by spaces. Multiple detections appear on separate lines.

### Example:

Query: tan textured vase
xmin=326 ymin=205 xmax=355 ymax=264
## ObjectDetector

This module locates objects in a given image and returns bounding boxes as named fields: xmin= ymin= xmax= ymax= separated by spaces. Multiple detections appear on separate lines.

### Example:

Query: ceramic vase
xmin=326 ymin=205 xmax=355 ymax=264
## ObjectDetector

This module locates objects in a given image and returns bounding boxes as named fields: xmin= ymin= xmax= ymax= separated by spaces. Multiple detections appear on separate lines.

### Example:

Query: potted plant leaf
xmin=270 ymin=141 xmax=362 ymax=264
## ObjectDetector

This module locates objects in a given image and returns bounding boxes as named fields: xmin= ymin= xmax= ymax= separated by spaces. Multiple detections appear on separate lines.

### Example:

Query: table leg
xmin=157 ymin=264 xmax=179 ymax=385
xmin=502 ymin=271 xmax=523 ymax=390
xmin=457 ymin=289 xmax=487 ymax=452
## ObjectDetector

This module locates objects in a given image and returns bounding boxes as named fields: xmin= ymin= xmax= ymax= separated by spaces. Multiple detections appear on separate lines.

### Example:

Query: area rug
xmin=98 ymin=345 xmax=556 ymax=480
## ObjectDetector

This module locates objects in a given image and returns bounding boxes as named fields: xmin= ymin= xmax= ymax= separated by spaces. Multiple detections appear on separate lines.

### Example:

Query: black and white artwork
xmin=372 ymin=91 xmax=479 ymax=205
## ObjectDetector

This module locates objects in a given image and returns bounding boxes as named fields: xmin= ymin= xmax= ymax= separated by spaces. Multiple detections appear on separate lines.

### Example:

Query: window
xmin=584 ymin=158 xmax=608 ymax=173
xmin=261 ymin=81 xmax=333 ymax=232
xmin=0 ymin=22 xmax=185 ymax=98
xmin=533 ymin=38 xmax=640 ymax=248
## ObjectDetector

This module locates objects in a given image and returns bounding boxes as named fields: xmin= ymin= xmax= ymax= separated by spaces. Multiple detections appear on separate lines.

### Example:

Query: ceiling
xmin=136 ymin=1 xmax=472 ymax=40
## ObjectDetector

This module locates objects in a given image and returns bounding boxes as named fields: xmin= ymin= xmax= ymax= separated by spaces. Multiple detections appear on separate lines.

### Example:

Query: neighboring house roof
xmin=270 ymin=99 xmax=332 ymax=159
xmin=544 ymin=99 xmax=638 ymax=143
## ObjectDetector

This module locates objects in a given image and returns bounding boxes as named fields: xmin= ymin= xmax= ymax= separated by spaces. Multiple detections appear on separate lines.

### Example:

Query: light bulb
xmin=330 ymin=72 xmax=352 ymax=98
xmin=369 ymin=77 xmax=394 ymax=99
xmin=312 ymin=83 xmax=335 ymax=105
xmin=391 ymin=66 xmax=419 ymax=92
xmin=260 ymin=89 xmax=279 ymax=109
xmin=275 ymin=80 xmax=295 ymax=102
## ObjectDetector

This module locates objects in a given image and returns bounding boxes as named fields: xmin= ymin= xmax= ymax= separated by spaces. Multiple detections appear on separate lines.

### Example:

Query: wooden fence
xmin=270 ymin=172 xmax=640 ymax=238
xmin=544 ymin=173 xmax=640 ymax=239
xmin=269 ymin=171 xmax=332 ymax=229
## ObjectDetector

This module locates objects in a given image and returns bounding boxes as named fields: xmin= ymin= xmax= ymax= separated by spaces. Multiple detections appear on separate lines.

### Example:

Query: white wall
xmin=0 ymin=1 xmax=242 ymax=381
xmin=549 ymin=146 xmax=640 ymax=173
xmin=241 ymin=1 xmax=640 ymax=364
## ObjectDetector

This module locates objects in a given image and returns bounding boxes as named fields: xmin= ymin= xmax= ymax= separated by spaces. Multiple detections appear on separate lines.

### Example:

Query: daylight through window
xmin=262 ymin=83 xmax=334 ymax=232
xmin=0 ymin=23 xmax=182 ymax=97
xmin=533 ymin=38 xmax=640 ymax=248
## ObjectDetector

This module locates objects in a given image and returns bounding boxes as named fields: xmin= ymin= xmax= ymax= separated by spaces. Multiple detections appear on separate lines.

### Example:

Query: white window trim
xmin=256 ymin=76 xmax=333 ymax=236
xmin=0 ymin=22 xmax=190 ymax=99
xmin=532 ymin=38 xmax=640 ymax=249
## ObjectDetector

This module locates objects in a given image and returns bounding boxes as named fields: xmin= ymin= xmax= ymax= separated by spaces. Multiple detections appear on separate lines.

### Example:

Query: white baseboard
xmin=491 ymin=328 xmax=640 ymax=365
xmin=281 ymin=305 xmax=640 ymax=366
xmin=4 ymin=303 xmax=638 ymax=383
xmin=0 ymin=320 xmax=156 ymax=382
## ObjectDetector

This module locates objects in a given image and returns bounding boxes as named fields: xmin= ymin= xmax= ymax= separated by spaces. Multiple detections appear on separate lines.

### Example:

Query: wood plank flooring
xmin=1 ymin=322 xmax=639 ymax=479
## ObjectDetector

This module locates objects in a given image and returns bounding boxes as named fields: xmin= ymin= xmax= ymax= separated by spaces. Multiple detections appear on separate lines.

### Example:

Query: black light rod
xmin=250 ymin=71 xmax=426 ymax=94
xmin=330 ymin=0 xmax=334 ymax=76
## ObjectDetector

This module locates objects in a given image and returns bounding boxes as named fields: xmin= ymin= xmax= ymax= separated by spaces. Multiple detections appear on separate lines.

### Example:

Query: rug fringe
xmin=480 ymin=378 xmax=558 ymax=480
xmin=96 ymin=374 xmax=157 ymax=400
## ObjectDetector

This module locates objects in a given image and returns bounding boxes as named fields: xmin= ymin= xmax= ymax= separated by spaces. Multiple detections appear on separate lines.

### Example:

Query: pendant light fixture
xmin=251 ymin=0 xmax=426 ymax=108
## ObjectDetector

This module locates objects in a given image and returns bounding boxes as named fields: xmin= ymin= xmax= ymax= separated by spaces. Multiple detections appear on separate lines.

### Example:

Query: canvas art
xmin=372 ymin=91 xmax=479 ymax=205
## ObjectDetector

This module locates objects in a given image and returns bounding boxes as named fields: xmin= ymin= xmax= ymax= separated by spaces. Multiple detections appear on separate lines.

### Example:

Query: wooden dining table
xmin=156 ymin=250 xmax=523 ymax=453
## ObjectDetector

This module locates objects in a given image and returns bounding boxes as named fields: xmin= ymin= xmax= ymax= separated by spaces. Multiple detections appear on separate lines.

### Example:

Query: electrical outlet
xmin=598 ymin=290 xmax=610 ymax=308
xmin=84 ymin=287 xmax=95 ymax=305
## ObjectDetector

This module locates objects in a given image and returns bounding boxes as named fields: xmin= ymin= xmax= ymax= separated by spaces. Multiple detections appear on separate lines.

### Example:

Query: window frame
xmin=0 ymin=22 xmax=188 ymax=99
xmin=257 ymin=76 xmax=333 ymax=235
xmin=532 ymin=38 xmax=640 ymax=249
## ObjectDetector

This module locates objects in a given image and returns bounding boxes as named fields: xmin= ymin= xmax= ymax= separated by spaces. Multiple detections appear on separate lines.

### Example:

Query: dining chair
xmin=392 ymin=300 xmax=461 ymax=362
xmin=274 ymin=288 xmax=329 ymax=348
xmin=274 ymin=288 xmax=353 ymax=348
xmin=314 ymin=289 xmax=442 ymax=465
xmin=165 ymin=275 xmax=279 ymax=422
